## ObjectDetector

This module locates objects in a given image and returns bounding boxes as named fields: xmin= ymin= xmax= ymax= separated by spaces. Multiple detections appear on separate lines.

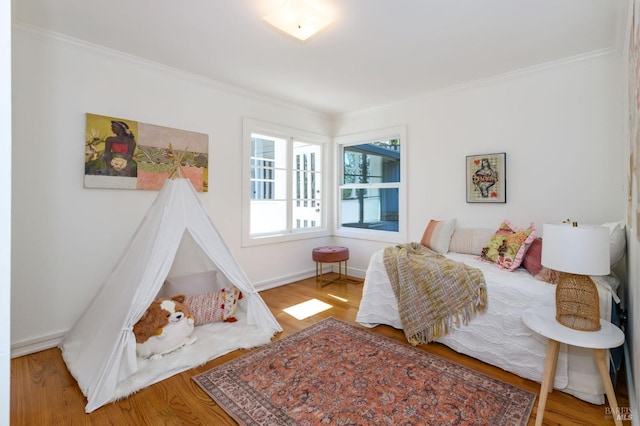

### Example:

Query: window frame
xmin=242 ymin=118 xmax=330 ymax=247
xmin=334 ymin=126 xmax=407 ymax=244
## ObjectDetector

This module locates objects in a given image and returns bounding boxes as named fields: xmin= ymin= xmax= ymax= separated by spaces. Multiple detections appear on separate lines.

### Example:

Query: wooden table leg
xmin=594 ymin=349 xmax=622 ymax=426
xmin=535 ymin=339 xmax=560 ymax=426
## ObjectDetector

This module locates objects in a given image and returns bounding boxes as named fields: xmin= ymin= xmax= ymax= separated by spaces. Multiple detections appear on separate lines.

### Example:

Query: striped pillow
xmin=420 ymin=219 xmax=456 ymax=253
xmin=449 ymin=228 xmax=496 ymax=255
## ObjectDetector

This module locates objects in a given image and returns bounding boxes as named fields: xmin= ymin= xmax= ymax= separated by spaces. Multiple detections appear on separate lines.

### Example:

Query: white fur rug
xmin=113 ymin=311 xmax=276 ymax=401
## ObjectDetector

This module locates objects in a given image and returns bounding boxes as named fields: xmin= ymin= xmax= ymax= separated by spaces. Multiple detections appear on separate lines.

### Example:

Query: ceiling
xmin=13 ymin=0 xmax=629 ymax=116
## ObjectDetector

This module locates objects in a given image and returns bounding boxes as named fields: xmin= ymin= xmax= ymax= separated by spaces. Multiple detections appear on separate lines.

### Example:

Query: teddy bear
xmin=133 ymin=294 xmax=198 ymax=360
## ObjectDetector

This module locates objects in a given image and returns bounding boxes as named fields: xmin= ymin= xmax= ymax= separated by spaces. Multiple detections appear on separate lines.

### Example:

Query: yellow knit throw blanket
xmin=384 ymin=243 xmax=487 ymax=345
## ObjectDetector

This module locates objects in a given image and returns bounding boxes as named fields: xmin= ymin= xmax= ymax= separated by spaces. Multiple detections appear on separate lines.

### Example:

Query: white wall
xmin=1 ymin=0 xmax=11 ymax=423
xmin=10 ymin=27 xmax=333 ymax=353
xmin=333 ymin=55 xmax=627 ymax=277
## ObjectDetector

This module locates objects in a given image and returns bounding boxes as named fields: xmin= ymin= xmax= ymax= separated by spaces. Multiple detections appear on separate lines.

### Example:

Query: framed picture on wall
xmin=84 ymin=113 xmax=209 ymax=191
xmin=466 ymin=152 xmax=506 ymax=203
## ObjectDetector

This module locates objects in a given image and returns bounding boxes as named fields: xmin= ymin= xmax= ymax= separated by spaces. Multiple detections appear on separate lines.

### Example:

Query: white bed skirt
xmin=356 ymin=249 xmax=619 ymax=405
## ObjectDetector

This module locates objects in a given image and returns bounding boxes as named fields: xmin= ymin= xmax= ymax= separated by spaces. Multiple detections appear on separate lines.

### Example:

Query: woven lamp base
xmin=555 ymin=272 xmax=601 ymax=331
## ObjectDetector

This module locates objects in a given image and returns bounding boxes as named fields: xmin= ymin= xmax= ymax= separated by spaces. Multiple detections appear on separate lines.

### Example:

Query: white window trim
xmin=242 ymin=118 xmax=331 ymax=247
xmin=334 ymin=126 xmax=407 ymax=244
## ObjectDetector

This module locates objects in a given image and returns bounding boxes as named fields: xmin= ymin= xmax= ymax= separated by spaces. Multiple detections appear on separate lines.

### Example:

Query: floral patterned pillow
xmin=481 ymin=221 xmax=536 ymax=271
xmin=184 ymin=286 xmax=243 ymax=326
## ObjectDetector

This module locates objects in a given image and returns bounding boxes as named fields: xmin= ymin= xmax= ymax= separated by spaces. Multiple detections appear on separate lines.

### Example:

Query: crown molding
xmin=12 ymin=22 xmax=331 ymax=120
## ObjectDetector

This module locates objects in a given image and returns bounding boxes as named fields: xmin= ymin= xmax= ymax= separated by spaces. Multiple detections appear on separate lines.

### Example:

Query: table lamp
xmin=541 ymin=222 xmax=610 ymax=331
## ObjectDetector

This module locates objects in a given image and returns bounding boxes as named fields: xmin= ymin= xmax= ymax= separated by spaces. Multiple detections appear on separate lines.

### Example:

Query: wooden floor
xmin=11 ymin=274 xmax=629 ymax=425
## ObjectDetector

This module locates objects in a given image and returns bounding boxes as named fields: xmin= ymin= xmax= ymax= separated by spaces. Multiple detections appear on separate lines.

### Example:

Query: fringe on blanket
xmin=407 ymin=286 xmax=487 ymax=345
xmin=384 ymin=243 xmax=487 ymax=346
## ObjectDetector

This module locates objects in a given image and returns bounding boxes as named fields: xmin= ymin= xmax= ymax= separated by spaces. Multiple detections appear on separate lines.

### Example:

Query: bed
xmin=356 ymin=222 xmax=625 ymax=405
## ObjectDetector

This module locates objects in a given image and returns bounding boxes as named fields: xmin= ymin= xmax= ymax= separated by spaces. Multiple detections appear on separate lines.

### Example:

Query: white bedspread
xmin=356 ymin=249 xmax=620 ymax=405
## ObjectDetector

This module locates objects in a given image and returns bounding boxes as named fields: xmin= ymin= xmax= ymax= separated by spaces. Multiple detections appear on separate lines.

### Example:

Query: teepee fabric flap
xmin=60 ymin=178 xmax=281 ymax=413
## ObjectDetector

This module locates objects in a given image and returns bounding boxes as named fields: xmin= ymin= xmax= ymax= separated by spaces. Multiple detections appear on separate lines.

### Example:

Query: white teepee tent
xmin=60 ymin=178 xmax=282 ymax=413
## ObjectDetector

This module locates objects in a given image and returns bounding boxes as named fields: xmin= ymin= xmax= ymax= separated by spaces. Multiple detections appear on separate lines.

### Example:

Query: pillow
xmin=522 ymin=237 xmax=543 ymax=276
xmin=601 ymin=221 xmax=626 ymax=267
xmin=420 ymin=219 xmax=456 ymax=253
xmin=534 ymin=266 xmax=561 ymax=284
xmin=161 ymin=270 xmax=217 ymax=298
xmin=480 ymin=221 xmax=536 ymax=271
xmin=184 ymin=286 xmax=243 ymax=326
xmin=449 ymin=228 xmax=496 ymax=255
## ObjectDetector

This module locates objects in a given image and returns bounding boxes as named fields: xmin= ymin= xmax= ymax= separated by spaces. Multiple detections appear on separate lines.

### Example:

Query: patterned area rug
xmin=193 ymin=317 xmax=535 ymax=425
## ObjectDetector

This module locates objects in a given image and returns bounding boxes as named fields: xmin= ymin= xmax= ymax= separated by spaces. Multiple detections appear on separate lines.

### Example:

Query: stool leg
xmin=345 ymin=260 xmax=348 ymax=280
xmin=316 ymin=262 xmax=321 ymax=288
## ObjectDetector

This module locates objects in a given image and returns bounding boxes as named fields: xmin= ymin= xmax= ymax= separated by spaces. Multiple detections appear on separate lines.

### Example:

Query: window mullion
xmin=286 ymin=137 xmax=294 ymax=233
xmin=341 ymin=182 xmax=399 ymax=189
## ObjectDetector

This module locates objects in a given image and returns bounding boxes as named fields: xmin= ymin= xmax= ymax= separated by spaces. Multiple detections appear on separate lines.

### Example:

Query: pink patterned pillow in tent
xmin=184 ymin=286 xmax=243 ymax=326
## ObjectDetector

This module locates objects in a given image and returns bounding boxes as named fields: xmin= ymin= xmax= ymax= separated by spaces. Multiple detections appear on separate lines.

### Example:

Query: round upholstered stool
xmin=312 ymin=246 xmax=349 ymax=288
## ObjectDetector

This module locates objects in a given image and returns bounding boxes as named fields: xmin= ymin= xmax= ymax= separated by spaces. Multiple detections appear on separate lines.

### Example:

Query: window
xmin=335 ymin=126 xmax=406 ymax=243
xmin=243 ymin=119 xmax=328 ymax=246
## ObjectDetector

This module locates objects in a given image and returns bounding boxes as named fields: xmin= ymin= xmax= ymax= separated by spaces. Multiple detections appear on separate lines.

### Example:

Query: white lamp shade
xmin=541 ymin=223 xmax=610 ymax=276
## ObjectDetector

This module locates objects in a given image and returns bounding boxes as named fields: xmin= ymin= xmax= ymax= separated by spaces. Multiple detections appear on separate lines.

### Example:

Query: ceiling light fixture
xmin=263 ymin=0 xmax=335 ymax=41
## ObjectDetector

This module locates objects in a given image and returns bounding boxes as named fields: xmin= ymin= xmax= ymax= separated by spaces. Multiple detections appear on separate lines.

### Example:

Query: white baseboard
xmin=254 ymin=266 xmax=366 ymax=291
xmin=253 ymin=268 xmax=317 ymax=291
xmin=11 ymin=331 xmax=66 ymax=359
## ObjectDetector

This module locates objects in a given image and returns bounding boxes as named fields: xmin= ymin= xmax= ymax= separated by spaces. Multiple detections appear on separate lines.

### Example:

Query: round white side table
xmin=522 ymin=306 xmax=625 ymax=426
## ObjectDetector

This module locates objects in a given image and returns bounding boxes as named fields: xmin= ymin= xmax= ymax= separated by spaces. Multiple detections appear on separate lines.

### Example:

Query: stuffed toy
xmin=133 ymin=294 xmax=198 ymax=360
